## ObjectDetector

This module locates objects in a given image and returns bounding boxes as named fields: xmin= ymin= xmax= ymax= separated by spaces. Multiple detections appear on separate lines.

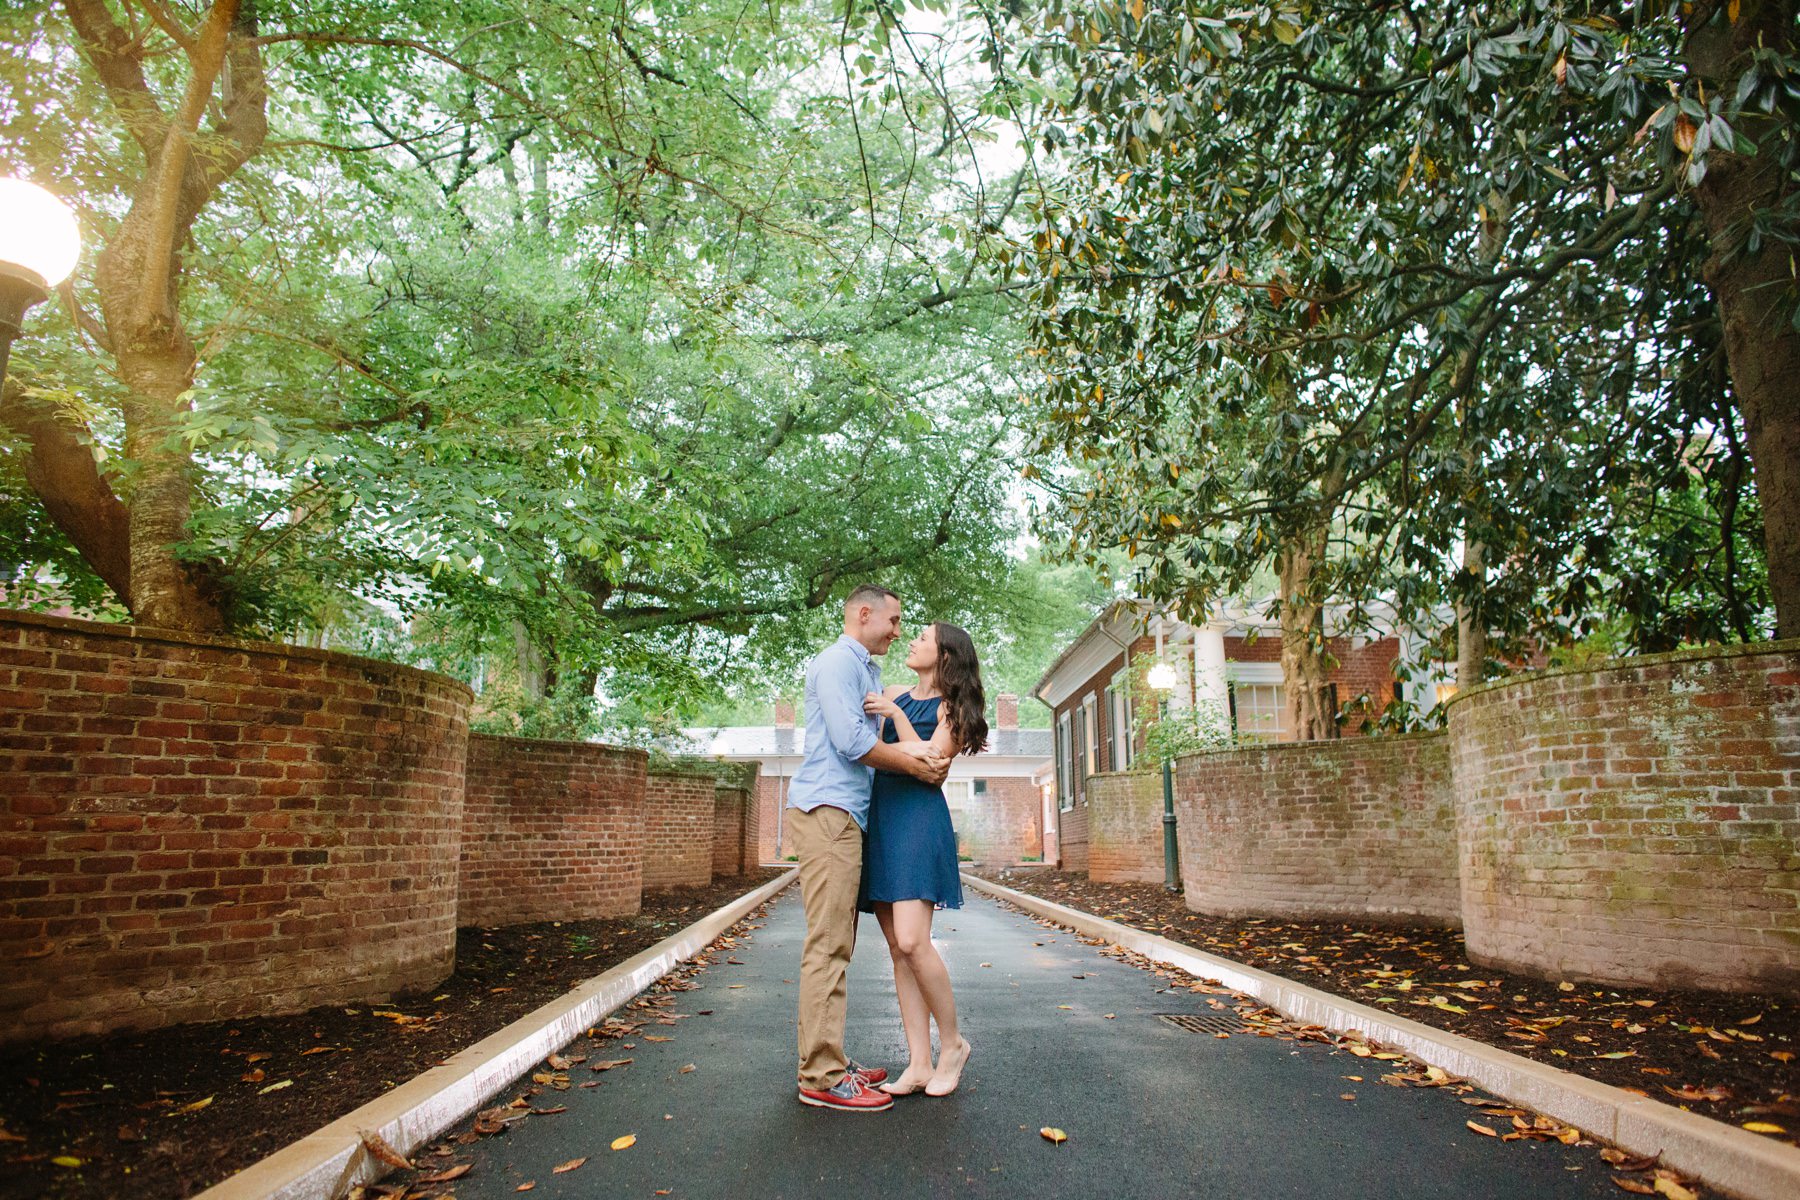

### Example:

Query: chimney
xmin=996 ymin=693 xmax=1019 ymax=731
xmin=775 ymin=699 xmax=796 ymax=729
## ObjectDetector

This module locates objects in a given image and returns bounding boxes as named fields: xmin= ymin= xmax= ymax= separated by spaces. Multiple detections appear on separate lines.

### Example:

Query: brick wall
xmin=0 ymin=611 xmax=471 ymax=1045
xmin=1085 ymin=771 xmax=1168 ymax=885
xmin=459 ymin=735 xmax=647 ymax=927
xmin=756 ymin=775 xmax=790 ymax=863
xmin=1448 ymin=641 xmax=1800 ymax=993
xmin=1172 ymin=732 xmax=1460 ymax=926
xmin=711 ymin=762 xmax=760 ymax=877
xmin=1058 ymin=802 xmax=1090 ymax=873
xmin=642 ymin=766 xmax=716 ymax=889
xmin=951 ymin=776 xmax=1042 ymax=865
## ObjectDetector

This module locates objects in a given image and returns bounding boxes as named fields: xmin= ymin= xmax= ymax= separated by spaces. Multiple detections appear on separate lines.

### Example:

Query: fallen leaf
xmin=1340 ymin=1093 xmax=1357 ymax=1101
xmin=360 ymin=1132 xmax=413 ymax=1170
xmin=52 ymin=1156 xmax=82 ymax=1169
xmin=553 ymin=1157 xmax=587 ymax=1173
xmin=1662 ymin=1085 xmax=1732 ymax=1102
xmin=531 ymin=1106 xmax=567 ymax=1116
xmin=169 ymin=1096 xmax=213 ymax=1115
xmin=258 ymin=1080 xmax=292 ymax=1095
xmin=1466 ymin=1121 xmax=1498 ymax=1137
xmin=546 ymin=1055 xmax=570 ymax=1070
xmin=1594 ymin=1051 xmax=1637 ymax=1060
xmin=515 ymin=1184 xmax=535 ymax=1192
xmin=644 ymin=1035 xmax=673 ymax=1043
xmin=591 ymin=1059 xmax=634 ymax=1071
xmin=418 ymin=1163 xmax=471 ymax=1183
xmin=612 ymin=1134 xmax=637 ymax=1151
xmin=1613 ymin=1179 xmax=1657 ymax=1195
xmin=1743 ymin=1121 xmax=1787 ymax=1134
xmin=301 ymin=1046 xmax=336 ymax=1056
xmin=245 ymin=1052 xmax=271 ymax=1063
xmin=1772 ymin=1051 xmax=1795 ymax=1063
xmin=1559 ymin=982 xmax=1576 ymax=992
xmin=1039 ymin=1127 xmax=1068 ymax=1144
xmin=1653 ymin=1178 xmax=1699 ymax=1200
xmin=241 ymin=1069 xmax=265 ymax=1084
xmin=1600 ymin=1149 xmax=1659 ymax=1171
xmin=679 ymin=1064 xmax=696 ymax=1074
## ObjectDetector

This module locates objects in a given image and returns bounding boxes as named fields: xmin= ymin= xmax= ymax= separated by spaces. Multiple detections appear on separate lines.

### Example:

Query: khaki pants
xmin=789 ymin=803 xmax=862 ymax=1090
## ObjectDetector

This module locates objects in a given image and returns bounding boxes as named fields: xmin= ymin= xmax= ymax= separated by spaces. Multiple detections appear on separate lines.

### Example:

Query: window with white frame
xmin=943 ymin=778 xmax=973 ymax=850
xmin=1056 ymin=710 xmax=1073 ymax=810
xmin=1108 ymin=670 xmax=1133 ymax=769
xmin=1231 ymin=681 xmax=1287 ymax=743
xmin=1073 ymin=703 xmax=1087 ymax=796
xmin=1081 ymin=692 xmax=1099 ymax=781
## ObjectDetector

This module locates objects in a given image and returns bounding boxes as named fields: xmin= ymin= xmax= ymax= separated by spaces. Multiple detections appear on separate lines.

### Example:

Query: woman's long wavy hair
xmin=933 ymin=622 xmax=989 ymax=755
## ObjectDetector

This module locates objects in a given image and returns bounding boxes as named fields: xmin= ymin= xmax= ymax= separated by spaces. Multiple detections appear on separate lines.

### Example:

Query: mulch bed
xmin=976 ymin=870 xmax=1800 ymax=1154
xmin=0 ymin=870 xmax=785 ymax=1200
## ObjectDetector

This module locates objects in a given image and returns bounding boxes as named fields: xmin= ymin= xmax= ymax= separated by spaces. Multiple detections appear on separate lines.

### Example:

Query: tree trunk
xmin=49 ymin=0 xmax=267 ymax=632
xmin=513 ymin=619 xmax=548 ymax=700
xmin=114 ymin=329 xmax=224 ymax=630
xmin=1687 ymin=1 xmax=1800 ymax=638
xmin=1276 ymin=535 xmax=1338 ymax=741
xmin=2 ymin=381 xmax=133 ymax=603
xmin=1455 ymin=537 xmax=1487 ymax=688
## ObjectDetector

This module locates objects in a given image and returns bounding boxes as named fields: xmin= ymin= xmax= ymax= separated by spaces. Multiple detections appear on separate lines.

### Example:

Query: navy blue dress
xmin=858 ymin=693 xmax=964 ymax=913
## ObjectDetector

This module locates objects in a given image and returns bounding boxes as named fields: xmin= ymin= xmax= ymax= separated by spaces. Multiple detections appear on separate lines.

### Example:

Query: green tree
xmin=1014 ymin=0 xmax=1792 ymax=705
xmin=2 ymin=0 xmax=1035 ymax=721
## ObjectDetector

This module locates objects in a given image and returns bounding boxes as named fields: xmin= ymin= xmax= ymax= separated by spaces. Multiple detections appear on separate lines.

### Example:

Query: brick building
xmin=1035 ymin=598 xmax=1450 ymax=871
xmin=679 ymin=696 xmax=1051 ymax=866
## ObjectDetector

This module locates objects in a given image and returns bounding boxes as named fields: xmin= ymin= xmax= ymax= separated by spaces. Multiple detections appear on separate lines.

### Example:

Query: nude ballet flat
xmin=925 ymin=1038 xmax=971 ymax=1097
xmin=879 ymin=1069 xmax=932 ymax=1096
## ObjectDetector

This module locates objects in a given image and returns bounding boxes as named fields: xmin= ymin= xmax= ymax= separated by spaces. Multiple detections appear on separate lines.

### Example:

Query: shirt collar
xmin=835 ymin=634 xmax=873 ymax=666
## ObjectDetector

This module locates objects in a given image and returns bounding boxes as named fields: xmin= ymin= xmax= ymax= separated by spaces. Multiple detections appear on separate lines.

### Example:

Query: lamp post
xmin=0 ymin=177 xmax=82 ymax=386
xmin=1145 ymin=660 xmax=1181 ymax=892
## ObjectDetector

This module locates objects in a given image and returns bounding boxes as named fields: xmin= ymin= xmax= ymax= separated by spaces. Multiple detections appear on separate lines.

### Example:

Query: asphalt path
xmin=439 ymin=888 xmax=1623 ymax=1199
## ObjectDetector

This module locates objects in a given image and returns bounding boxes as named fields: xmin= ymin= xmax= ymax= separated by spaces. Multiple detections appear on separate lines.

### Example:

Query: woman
xmin=859 ymin=621 xmax=989 ymax=1097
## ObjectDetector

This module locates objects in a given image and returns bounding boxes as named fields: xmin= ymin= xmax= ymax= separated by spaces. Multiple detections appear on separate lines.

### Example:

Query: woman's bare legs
xmin=881 ymin=899 xmax=971 ymax=1095
xmin=874 ymin=903 xmax=935 ymax=1093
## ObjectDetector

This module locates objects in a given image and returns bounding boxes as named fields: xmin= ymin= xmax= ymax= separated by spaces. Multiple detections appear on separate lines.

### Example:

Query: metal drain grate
xmin=1157 ymin=1012 xmax=1242 ymax=1035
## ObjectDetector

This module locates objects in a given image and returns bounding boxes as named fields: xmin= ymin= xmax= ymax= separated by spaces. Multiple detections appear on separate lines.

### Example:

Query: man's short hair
xmin=844 ymin=583 xmax=899 ymax=611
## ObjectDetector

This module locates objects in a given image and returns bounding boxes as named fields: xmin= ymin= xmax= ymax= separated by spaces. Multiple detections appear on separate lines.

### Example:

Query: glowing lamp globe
xmin=0 ymin=177 xmax=81 ymax=290
xmin=1146 ymin=662 xmax=1178 ymax=692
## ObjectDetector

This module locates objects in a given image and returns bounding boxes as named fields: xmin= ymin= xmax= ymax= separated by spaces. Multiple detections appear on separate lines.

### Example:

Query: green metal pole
xmin=1161 ymin=698 xmax=1180 ymax=892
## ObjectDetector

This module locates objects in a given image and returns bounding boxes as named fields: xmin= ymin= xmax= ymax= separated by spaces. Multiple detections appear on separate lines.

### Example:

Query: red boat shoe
xmin=797 ymin=1073 xmax=894 ymax=1113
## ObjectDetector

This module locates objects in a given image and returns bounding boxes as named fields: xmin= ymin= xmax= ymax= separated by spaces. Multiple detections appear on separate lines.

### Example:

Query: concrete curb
xmin=963 ymin=873 xmax=1800 ymax=1200
xmin=196 ymin=870 xmax=798 ymax=1200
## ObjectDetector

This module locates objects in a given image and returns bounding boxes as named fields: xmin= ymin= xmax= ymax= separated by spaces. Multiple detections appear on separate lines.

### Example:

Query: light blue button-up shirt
xmin=787 ymin=635 xmax=883 ymax=830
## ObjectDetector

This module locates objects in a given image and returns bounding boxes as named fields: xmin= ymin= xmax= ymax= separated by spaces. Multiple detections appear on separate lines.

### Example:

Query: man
xmin=788 ymin=583 xmax=949 ymax=1113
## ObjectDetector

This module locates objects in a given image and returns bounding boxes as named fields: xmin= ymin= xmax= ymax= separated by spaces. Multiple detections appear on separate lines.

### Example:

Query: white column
xmin=1194 ymin=625 xmax=1228 ymax=709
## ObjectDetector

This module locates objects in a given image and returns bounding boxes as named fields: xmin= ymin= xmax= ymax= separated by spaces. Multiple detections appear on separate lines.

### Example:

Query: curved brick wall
xmin=1449 ymin=641 xmax=1800 ymax=993
xmin=459 ymin=735 xmax=648 ymax=926
xmin=1086 ymin=772 xmax=1168 ymax=885
xmin=0 ymin=611 xmax=471 ymax=1044
xmin=643 ymin=766 xmax=717 ymax=889
xmin=710 ymin=763 xmax=760 ymax=878
xmin=1172 ymin=732 xmax=1460 ymax=926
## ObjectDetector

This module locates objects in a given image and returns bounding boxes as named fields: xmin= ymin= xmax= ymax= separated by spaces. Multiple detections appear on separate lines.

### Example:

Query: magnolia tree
xmin=1010 ymin=0 xmax=1794 ymax=729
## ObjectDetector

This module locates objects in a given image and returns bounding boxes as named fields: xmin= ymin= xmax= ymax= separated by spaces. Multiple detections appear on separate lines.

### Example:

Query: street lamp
xmin=0 ymin=177 xmax=82 ymax=385
xmin=1144 ymin=661 xmax=1181 ymax=892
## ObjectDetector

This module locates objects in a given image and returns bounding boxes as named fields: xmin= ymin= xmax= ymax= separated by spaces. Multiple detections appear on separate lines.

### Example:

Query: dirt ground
xmin=0 ymin=870 xmax=785 ymax=1200
xmin=975 ymin=869 xmax=1800 ymax=1152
